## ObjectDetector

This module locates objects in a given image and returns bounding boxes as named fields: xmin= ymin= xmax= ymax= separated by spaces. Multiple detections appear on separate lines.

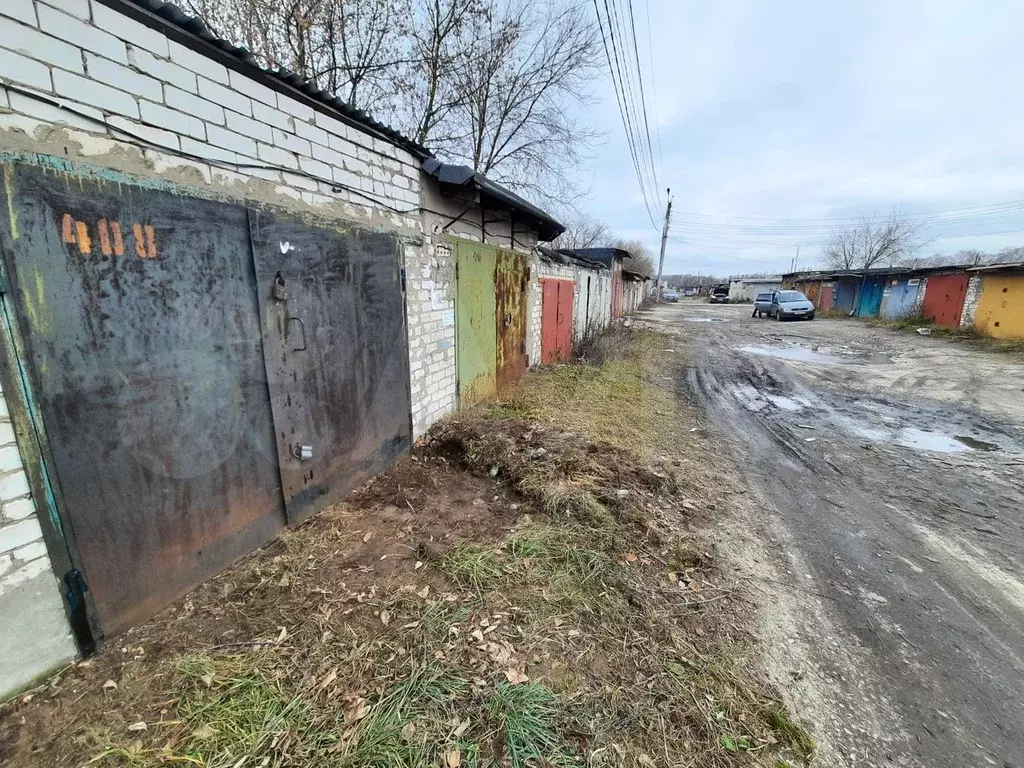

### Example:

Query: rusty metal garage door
xmin=495 ymin=249 xmax=529 ymax=389
xmin=248 ymin=211 xmax=411 ymax=522
xmin=0 ymin=164 xmax=286 ymax=637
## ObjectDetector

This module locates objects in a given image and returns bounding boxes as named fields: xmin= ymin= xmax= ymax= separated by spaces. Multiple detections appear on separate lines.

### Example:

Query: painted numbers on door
xmin=61 ymin=213 xmax=156 ymax=258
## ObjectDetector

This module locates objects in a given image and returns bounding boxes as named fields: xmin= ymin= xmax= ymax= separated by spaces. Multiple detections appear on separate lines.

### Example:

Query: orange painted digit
xmin=97 ymin=219 xmax=112 ymax=256
xmin=110 ymin=221 xmax=125 ymax=255
xmin=61 ymin=213 xmax=76 ymax=244
xmin=144 ymin=224 xmax=156 ymax=258
xmin=75 ymin=220 xmax=91 ymax=254
xmin=133 ymin=223 xmax=146 ymax=258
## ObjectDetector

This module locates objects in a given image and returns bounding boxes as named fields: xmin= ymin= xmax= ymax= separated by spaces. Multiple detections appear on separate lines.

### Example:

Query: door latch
xmin=273 ymin=273 xmax=289 ymax=301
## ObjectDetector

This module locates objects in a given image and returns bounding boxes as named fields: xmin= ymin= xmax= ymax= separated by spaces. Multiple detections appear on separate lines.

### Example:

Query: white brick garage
xmin=0 ymin=0 xmax=565 ymax=697
xmin=0 ymin=0 xmax=430 ymax=697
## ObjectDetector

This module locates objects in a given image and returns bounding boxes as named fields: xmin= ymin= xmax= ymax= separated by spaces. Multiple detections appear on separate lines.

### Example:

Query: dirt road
xmin=645 ymin=301 xmax=1024 ymax=767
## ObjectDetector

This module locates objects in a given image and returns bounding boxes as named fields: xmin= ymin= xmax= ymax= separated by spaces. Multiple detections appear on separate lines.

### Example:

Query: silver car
xmin=755 ymin=290 xmax=815 ymax=320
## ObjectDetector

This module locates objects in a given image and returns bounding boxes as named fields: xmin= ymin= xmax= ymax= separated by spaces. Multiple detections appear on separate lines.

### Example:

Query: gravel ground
xmin=644 ymin=300 xmax=1024 ymax=768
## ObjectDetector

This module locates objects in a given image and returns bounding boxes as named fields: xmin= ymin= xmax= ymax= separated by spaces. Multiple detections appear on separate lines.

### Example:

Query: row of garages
xmin=783 ymin=263 xmax=1024 ymax=339
xmin=0 ymin=0 xmax=648 ymax=698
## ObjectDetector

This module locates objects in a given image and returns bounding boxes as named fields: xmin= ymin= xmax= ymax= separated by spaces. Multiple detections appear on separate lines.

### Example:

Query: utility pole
xmin=656 ymin=188 xmax=673 ymax=302
xmin=793 ymin=245 xmax=800 ymax=273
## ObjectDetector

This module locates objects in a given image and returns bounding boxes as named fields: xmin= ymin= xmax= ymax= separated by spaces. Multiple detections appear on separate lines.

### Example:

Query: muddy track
xmin=650 ymin=302 xmax=1024 ymax=767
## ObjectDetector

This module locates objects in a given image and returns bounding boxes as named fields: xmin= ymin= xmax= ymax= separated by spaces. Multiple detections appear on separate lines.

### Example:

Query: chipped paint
xmin=3 ymin=166 xmax=18 ymax=240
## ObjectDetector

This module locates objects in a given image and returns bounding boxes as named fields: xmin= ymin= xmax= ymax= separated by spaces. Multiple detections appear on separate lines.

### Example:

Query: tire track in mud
xmin=662 ymin=306 xmax=1024 ymax=768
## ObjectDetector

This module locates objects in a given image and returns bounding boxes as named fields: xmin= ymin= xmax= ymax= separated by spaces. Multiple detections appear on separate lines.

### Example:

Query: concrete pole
xmin=656 ymin=188 xmax=672 ymax=301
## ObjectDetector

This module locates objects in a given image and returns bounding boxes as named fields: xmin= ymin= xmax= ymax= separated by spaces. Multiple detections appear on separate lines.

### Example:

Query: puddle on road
xmin=737 ymin=344 xmax=891 ymax=365
xmin=896 ymin=427 xmax=974 ymax=453
xmin=849 ymin=423 xmax=1006 ymax=453
xmin=683 ymin=317 xmax=728 ymax=323
xmin=764 ymin=393 xmax=806 ymax=412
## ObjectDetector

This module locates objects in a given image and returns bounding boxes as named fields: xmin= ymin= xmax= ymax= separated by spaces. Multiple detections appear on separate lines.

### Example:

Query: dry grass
xmin=867 ymin=314 xmax=1024 ymax=354
xmin=1 ymin=328 xmax=813 ymax=768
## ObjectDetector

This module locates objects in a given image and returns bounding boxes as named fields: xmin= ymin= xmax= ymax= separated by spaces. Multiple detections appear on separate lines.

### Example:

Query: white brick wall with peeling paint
xmin=960 ymin=274 xmax=983 ymax=327
xmin=0 ymin=0 xmax=437 ymax=697
xmin=0 ymin=375 xmax=77 ymax=697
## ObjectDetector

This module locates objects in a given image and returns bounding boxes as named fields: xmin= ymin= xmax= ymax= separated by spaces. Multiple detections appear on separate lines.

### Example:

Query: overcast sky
xmin=583 ymin=0 xmax=1024 ymax=277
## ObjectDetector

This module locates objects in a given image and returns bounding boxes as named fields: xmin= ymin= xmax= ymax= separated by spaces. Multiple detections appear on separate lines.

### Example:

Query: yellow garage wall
xmin=974 ymin=274 xmax=1024 ymax=339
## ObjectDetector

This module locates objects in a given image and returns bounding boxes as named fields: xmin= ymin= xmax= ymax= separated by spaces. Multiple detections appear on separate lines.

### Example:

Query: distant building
xmin=728 ymin=277 xmax=783 ymax=302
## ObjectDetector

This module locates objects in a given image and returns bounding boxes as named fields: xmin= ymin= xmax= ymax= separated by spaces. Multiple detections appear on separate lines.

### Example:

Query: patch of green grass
xmin=440 ymin=544 xmax=504 ymax=591
xmin=174 ymin=665 xmax=333 ymax=764
xmin=511 ymin=330 xmax=674 ymax=454
xmin=486 ymin=682 xmax=581 ymax=768
xmin=338 ymin=666 xmax=471 ymax=767
xmin=764 ymin=706 xmax=816 ymax=761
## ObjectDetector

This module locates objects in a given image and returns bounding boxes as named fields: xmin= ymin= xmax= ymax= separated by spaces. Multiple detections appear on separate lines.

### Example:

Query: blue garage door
xmin=882 ymin=279 xmax=921 ymax=319
xmin=856 ymin=276 xmax=886 ymax=317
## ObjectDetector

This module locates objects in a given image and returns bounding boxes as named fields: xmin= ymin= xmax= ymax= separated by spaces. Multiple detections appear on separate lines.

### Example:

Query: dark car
xmin=761 ymin=290 xmax=815 ymax=320
xmin=709 ymin=285 xmax=730 ymax=304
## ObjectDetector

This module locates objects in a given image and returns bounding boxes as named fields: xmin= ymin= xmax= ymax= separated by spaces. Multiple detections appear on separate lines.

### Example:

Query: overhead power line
xmin=593 ymin=0 xmax=662 ymax=230
xmin=665 ymin=198 xmax=1024 ymax=224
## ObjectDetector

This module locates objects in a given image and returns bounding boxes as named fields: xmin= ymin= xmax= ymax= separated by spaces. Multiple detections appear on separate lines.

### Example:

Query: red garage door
xmin=541 ymin=279 xmax=574 ymax=363
xmin=922 ymin=274 xmax=970 ymax=327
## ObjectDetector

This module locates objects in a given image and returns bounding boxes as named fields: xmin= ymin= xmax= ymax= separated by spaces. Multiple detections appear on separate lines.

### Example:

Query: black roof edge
xmin=564 ymin=247 xmax=634 ymax=262
xmin=537 ymin=246 xmax=608 ymax=270
xmin=103 ymin=0 xmax=432 ymax=160
xmin=780 ymin=263 xmax=1001 ymax=280
xmin=422 ymin=159 xmax=564 ymax=242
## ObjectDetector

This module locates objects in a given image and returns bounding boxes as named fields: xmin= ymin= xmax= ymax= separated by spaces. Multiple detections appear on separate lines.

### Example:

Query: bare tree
xmin=821 ymin=210 xmax=927 ymax=270
xmin=451 ymin=0 xmax=602 ymax=205
xmin=613 ymin=238 xmax=656 ymax=277
xmin=181 ymin=0 xmax=603 ymax=201
xmin=406 ymin=0 xmax=483 ymax=147
xmin=551 ymin=211 xmax=611 ymax=250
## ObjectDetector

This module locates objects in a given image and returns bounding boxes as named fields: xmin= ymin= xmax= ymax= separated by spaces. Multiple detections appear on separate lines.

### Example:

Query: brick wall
xmin=0 ymin=0 xmax=434 ymax=696
xmin=573 ymin=269 xmax=612 ymax=343
xmin=960 ymin=274 xmax=982 ymax=327
xmin=911 ymin=277 xmax=927 ymax=316
xmin=0 ymin=375 xmax=77 ymax=697
xmin=406 ymin=240 xmax=457 ymax=438
xmin=0 ymin=0 xmax=422 ymax=228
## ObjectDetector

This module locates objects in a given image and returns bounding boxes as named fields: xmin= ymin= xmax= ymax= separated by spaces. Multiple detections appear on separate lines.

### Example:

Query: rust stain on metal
xmin=495 ymin=248 xmax=528 ymax=391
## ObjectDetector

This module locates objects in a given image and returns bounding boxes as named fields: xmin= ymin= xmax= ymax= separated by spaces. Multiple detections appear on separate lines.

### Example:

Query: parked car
xmin=709 ymin=285 xmax=730 ymax=304
xmin=663 ymin=288 xmax=679 ymax=302
xmin=756 ymin=290 xmax=815 ymax=320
